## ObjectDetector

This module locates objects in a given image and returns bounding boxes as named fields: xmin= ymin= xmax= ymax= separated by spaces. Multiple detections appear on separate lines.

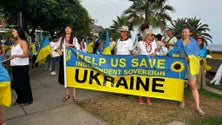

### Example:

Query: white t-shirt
xmin=50 ymin=41 xmax=60 ymax=57
xmin=136 ymin=41 xmax=157 ymax=55
xmin=116 ymin=38 xmax=134 ymax=55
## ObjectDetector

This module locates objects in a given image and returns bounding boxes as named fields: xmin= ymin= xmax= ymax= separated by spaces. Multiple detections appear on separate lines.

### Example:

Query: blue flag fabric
xmin=96 ymin=35 xmax=103 ymax=43
xmin=103 ymin=31 xmax=111 ymax=55
xmin=35 ymin=37 xmax=51 ymax=64
xmin=172 ymin=36 xmax=200 ymax=56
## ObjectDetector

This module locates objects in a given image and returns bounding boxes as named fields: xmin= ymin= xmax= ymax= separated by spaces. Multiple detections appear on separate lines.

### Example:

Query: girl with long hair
xmin=56 ymin=24 xmax=80 ymax=102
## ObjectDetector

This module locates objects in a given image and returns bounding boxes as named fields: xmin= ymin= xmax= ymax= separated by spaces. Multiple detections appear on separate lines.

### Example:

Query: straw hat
xmin=118 ymin=25 xmax=129 ymax=32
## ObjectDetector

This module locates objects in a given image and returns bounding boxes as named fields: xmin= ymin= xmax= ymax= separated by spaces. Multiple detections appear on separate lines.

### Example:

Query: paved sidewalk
xmin=3 ymin=66 xmax=108 ymax=125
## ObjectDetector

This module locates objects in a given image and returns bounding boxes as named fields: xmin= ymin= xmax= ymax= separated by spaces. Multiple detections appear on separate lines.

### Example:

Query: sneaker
xmin=138 ymin=97 xmax=143 ymax=104
xmin=196 ymin=108 xmax=205 ymax=116
xmin=51 ymin=71 xmax=57 ymax=75
xmin=146 ymin=98 xmax=152 ymax=105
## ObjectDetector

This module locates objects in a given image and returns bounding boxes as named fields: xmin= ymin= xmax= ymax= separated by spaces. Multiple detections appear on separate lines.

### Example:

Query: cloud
xmin=81 ymin=0 xmax=221 ymax=44
xmin=81 ymin=0 xmax=131 ymax=28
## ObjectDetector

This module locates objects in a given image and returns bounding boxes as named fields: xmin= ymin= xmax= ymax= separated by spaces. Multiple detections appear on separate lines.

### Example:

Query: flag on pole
xmin=96 ymin=35 xmax=103 ymax=43
xmin=0 ymin=55 xmax=11 ymax=107
xmin=133 ymin=35 xmax=138 ymax=50
xmin=35 ymin=37 xmax=51 ymax=64
xmin=93 ymin=35 xmax=103 ymax=53
xmin=103 ymin=31 xmax=111 ymax=55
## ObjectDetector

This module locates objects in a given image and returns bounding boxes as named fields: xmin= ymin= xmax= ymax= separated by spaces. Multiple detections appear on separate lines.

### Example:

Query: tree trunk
xmin=141 ymin=9 xmax=150 ymax=31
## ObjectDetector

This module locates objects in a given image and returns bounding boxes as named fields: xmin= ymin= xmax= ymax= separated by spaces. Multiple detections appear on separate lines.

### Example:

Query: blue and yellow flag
xmin=35 ymin=37 xmax=51 ymax=64
xmin=0 ymin=55 xmax=11 ymax=107
xmin=103 ymin=31 xmax=111 ymax=55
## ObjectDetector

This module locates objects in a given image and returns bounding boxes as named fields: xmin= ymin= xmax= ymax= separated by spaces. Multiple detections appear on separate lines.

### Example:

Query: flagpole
xmin=63 ymin=44 xmax=67 ymax=88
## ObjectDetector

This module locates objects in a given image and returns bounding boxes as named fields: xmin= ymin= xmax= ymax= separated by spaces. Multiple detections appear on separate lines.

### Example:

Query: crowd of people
xmin=0 ymin=24 xmax=209 ymax=124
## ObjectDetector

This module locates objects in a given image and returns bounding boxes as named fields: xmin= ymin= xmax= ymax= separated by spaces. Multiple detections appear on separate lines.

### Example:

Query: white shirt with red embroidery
xmin=136 ymin=41 xmax=157 ymax=55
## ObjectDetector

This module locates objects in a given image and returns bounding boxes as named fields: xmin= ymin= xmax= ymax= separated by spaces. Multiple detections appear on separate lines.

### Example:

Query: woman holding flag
xmin=9 ymin=26 xmax=33 ymax=106
xmin=171 ymin=26 xmax=205 ymax=116
xmin=55 ymin=24 xmax=80 ymax=102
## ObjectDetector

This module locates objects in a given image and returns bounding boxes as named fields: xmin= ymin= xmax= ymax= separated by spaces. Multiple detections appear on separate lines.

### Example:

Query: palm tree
xmin=169 ymin=17 xmax=212 ymax=45
xmin=109 ymin=15 xmax=131 ymax=40
xmin=110 ymin=16 xmax=132 ymax=31
xmin=124 ymin=0 xmax=175 ymax=31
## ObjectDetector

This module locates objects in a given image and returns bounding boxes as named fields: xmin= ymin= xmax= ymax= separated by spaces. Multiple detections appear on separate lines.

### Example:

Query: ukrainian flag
xmin=35 ymin=37 xmax=51 ymax=64
xmin=103 ymin=31 xmax=111 ymax=55
xmin=0 ymin=55 xmax=11 ymax=107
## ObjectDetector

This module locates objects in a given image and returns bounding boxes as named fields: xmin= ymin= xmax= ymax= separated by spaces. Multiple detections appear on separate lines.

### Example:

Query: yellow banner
xmin=67 ymin=67 xmax=184 ymax=101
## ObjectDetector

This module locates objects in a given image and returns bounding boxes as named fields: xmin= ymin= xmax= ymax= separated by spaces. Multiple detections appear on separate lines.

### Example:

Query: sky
xmin=81 ymin=0 xmax=221 ymax=44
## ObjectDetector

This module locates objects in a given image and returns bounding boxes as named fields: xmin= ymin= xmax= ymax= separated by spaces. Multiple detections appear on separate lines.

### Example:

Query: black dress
xmin=12 ymin=65 xmax=33 ymax=104
xmin=58 ymin=55 xmax=64 ymax=85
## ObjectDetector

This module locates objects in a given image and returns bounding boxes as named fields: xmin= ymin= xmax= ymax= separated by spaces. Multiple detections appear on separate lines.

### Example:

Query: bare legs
xmin=72 ymin=88 xmax=78 ymax=100
xmin=189 ymin=80 xmax=200 ymax=109
xmin=63 ymin=87 xmax=78 ymax=102
xmin=180 ymin=79 xmax=205 ymax=116
xmin=0 ymin=106 xmax=6 ymax=125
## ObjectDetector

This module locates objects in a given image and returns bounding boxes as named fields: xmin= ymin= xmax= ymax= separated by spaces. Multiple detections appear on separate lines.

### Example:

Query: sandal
xmin=179 ymin=102 xmax=185 ymax=109
xmin=19 ymin=103 xmax=30 ymax=106
xmin=196 ymin=108 xmax=205 ymax=116
xmin=11 ymin=102 xmax=18 ymax=106
xmin=73 ymin=96 xmax=78 ymax=102
xmin=63 ymin=95 xmax=70 ymax=102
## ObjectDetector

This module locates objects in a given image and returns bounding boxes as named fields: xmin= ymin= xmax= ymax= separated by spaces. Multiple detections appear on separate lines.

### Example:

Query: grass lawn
xmin=79 ymin=87 xmax=222 ymax=125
